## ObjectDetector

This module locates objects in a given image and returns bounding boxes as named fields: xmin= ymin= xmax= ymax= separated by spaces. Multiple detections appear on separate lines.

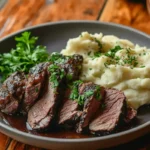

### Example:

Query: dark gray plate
xmin=0 ymin=21 xmax=150 ymax=150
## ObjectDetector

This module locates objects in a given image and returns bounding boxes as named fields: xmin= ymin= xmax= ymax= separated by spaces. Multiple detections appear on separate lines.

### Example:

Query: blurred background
xmin=0 ymin=0 xmax=149 ymax=38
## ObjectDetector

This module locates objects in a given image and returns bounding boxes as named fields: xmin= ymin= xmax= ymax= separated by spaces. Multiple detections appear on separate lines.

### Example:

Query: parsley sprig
xmin=0 ymin=32 xmax=49 ymax=81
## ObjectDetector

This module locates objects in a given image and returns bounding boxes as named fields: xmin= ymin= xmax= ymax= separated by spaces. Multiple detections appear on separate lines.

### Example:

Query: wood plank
xmin=0 ymin=132 xmax=11 ymax=150
xmin=6 ymin=139 xmax=46 ymax=150
xmin=31 ymin=0 xmax=106 ymax=25
xmin=0 ymin=0 xmax=106 ymax=38
xmin=47 ymin=0 xmax=105 ymax=21
xmin=1 ymin=0 xmax=45 ymax=37
xmin=6 ymin=140 xmax=26 ymax=150
xmin=100 ymin=0 xmax=150 ymax=34
xmin=0 ymin=0 xmax=20 ymax=30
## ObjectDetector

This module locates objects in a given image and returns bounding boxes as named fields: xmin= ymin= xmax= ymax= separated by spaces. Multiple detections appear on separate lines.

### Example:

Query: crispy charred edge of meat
xmin=3 ymin=71 xmax=26 ymax=100
xmin=0 ymin=87 xmax=19 ymax=114
xmin=49 ymin=53 xmax=83 ymax=82
xmin=29 ymin=62 xmax=50 ymax=76
xmin=62 ymin=54 xmax=83 ymax=81
xmin=76 ymin=83 xmax=105 ymax=133
xmin=0 ymin=71 xmax=26 ymax=115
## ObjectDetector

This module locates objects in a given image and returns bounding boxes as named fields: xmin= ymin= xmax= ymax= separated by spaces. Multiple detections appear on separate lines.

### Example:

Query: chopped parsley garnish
xmin=48 ymin=53 xmax=75 ymax=87
xmin=94 ymin=38 xmax=102 ymax=51
xmin=70 ymin=80 xmax=83 ymax=100
xmin=105 ymin=45 xmax=122 ymax=58
xmin=66 ymin=74 xmax=73 ymax=81
xmin=49 ymin=52 xmax=68 ymax=64
xmin=77 ymin=90 xmax=94 ymax=105
xmin=87 ymin=51 xmax=91 ymax=56
xmin=103 ymin=46 xmax=141 ymax=68
xmin=95 ymin=86 xmax=101 ymax=100
xmin=123 ymin=55 xmax=138 ymax=67
xmin=140 ymin=65 xmax=145 ymax=68
xmin=88 ymin=38 xmax=103 ymax=59
xmin=35 ymin=87 xmax=39 ymax=93
xmin=93 ymin=51 xmax=102 ymax=58
xmin=70 ymin=81 xmax=101 ymax=105
xmin=48 ymin=64 xmax=65 ymax=88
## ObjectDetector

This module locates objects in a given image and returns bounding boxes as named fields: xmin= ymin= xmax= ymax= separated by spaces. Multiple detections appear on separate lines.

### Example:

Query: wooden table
xmin=0 ymin=0 xmax=150 ymax=149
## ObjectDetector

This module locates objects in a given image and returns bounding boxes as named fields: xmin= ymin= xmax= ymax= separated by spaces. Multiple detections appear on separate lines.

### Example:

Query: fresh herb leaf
xmin=35 ymin=87 xmax=39 ymax=93
xmin=66 ymin=74 xmax=73 ymax=81
xmin=48 ymin=64 xmax=65 ymax=88
xmin=105 ymin=45 xmax=122 ymax=59
xmin=87 ymin=51 xmax=91 ymax=56
xmin=95 ymin=86 xmax=101 ymax=100
xmin=70 ymin=81 xmax=101 ymax=106
xmin=0 ymin=32 xmax=49 ymax=82
xmin=93 ymin=51 xmax=101 ymax=58
xmin=69 ymin=80 xmax=83 ymax=102
xmin=94 ymin=38 xmax=102 ymax=50
xmin=140 ymin=65 xmax=145 ymax=68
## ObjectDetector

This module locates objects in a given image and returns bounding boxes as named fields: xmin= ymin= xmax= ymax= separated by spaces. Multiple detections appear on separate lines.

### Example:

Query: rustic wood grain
xmin=46 ymin=0 xmax=105 ymax=21
xmin=0 ymin=132 xmax=11 ymax=150
xmin=0 ymin=0 xmax=20 ymax=30
xmin=1 ymin=0 xmax=45 ymax=37
xmin=100 ymin=0 xmax=150 ymax=34
xmin=0 ymin=0 xmax=106 ymax=38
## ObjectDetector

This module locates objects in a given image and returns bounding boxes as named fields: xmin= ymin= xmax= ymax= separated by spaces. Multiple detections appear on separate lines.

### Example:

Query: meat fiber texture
xmin=77 ymin=82 xmax=105 ymax=133
xmin=58 ymin=88 xmax=82 ymax=128
xmin=89 ymin=88 xmax=127 ymax=135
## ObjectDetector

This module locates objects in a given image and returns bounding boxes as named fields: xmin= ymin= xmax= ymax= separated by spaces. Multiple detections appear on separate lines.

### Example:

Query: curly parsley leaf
xmin=0 ymin=32 xmax=49 ymax=82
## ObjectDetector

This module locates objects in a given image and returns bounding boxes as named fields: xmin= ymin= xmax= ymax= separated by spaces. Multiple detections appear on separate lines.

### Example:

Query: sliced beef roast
xmin=27 ymin=54 xmax=83 ymax=130
xmin=89 ymin=88 xmax=127 ymax=135
xmin=27 ymin=78 xmax=62 ymax=130
xmin=23 ymin=62 xmax=50 ymax=113
xmin=50 ymin=53 xmax=83 ymax=81
xmin=58 ymin=89 xmax=82 ymax=127
xmin=61 ymin=54 xmax=83 ymax=81
xmin=58 ymin=99 xmax=82 ymax=127
xmin=76 ymin=82 xmax=105 ymax=133
xmin=0 ymin=72 xmax=26 ymax=114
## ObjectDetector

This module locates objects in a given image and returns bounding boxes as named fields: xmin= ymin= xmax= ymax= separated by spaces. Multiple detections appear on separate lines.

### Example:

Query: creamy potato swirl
xmin=61 ymin=32 xmax=150 ymax=109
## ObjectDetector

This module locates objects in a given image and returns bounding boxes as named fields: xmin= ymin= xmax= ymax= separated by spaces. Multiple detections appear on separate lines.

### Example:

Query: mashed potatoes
xmin=61 ymin=32 xmax=150 ymax=109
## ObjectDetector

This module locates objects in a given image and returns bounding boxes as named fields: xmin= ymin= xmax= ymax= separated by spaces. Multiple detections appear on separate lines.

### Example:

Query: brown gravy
xmin=1 ymin=113 xmax=91 ymax=139
xmin=1 ymin=113 xmax=137 ymax=139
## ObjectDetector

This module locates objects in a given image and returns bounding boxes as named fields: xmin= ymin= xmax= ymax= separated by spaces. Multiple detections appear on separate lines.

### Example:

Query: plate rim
xmin=0 ymin=20 xmax=150 ymax=143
